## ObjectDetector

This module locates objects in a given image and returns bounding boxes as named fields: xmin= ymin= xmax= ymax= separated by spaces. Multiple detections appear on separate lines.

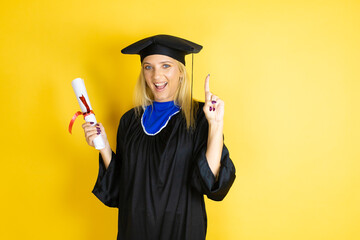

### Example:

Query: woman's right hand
xmin=82 ymin=122 xmax=112 ymax=168
xmin=82 ymin=122 xmax=109 ymax=148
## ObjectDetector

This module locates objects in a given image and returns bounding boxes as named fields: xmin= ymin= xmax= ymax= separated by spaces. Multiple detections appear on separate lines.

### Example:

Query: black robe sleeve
xmin=92 ymin=116 xmax=126 ymax=208
xmin=191 ymin=106 xmax=236 ymax=201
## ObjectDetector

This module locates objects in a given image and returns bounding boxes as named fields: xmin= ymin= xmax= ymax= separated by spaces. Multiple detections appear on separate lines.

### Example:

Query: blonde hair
xmin=134 ymin=60 xmax=198 ymax=129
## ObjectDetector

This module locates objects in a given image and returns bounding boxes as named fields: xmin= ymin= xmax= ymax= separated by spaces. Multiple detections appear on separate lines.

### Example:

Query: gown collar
xmin=141 ymin=101 xmax=180 ymax=136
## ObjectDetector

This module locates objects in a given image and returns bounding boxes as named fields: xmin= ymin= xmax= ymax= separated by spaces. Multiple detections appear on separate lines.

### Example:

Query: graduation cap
xmin=121 ymin=34 xmax=203 ymax=65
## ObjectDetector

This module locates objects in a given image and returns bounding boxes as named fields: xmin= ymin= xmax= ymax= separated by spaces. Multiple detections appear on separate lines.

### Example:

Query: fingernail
xmin=96 ymin=127 xmax=100 ymax=130
xmin=97 ymin=132 xmax=100 ymax=135
xmin=209 ymin=106 xmax=212 ymax=111
xmin=212 ymin=100 xmax=217 ymax=104
xmin=213 ymin=107 xmax=216 ymax=111
xmin=96 ymin=123 xmax=99 ymax=126
xmin=90 ymin=122 xmax=94 ymax=124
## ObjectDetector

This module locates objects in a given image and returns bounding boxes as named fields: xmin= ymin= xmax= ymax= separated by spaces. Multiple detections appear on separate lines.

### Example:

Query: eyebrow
xmin=143 ymin=61 xmax=173 ymax=65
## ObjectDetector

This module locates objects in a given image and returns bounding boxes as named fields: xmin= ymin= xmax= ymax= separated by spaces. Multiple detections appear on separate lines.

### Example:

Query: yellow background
xmin=1 ymin=0 xmax=359 ymax=239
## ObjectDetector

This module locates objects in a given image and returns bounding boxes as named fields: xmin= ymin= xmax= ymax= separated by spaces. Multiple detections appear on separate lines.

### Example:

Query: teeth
xmin=155 ymin=82 xmax=167 ymax=87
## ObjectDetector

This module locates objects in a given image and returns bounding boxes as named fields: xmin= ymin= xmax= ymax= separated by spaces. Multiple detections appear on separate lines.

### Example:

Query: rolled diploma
xmin=71 ymin=78 xmax=105 ymax=150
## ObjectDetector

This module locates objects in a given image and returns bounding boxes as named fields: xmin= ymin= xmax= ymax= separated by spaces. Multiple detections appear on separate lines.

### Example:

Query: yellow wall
xmin=1 ymin=0 xmax=359 ymax=239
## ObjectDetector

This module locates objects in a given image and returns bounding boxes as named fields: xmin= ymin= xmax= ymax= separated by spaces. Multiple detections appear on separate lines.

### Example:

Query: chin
xmin=154 ymin=96 xmax=172 ymax=102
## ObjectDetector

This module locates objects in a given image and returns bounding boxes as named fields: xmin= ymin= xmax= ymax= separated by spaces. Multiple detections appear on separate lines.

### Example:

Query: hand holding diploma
xmin=82 ymin=122 xmax=112 ymax=168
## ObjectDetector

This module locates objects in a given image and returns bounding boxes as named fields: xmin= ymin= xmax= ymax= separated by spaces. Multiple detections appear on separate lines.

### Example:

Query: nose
xmin=153 ymin=67 xmax=161 ymax=80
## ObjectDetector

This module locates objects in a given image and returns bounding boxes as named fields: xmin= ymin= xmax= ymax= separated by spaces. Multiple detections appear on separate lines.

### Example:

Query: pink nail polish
xmin=212 ymin=100 xmax=217 ymax=104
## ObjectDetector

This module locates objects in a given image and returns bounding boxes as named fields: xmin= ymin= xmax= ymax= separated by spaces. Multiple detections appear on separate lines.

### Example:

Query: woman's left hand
xmin=203 ymin=74 xmax=224 ymax=124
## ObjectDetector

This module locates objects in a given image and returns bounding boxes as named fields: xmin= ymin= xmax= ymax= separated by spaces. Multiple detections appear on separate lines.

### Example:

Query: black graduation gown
xmin=92 ymin=102 xmax=236 ymax=240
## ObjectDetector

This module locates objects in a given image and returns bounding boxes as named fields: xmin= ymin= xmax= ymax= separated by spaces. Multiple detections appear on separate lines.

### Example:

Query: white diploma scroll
xmin=71 ymin=78 xmax=105 ymax=150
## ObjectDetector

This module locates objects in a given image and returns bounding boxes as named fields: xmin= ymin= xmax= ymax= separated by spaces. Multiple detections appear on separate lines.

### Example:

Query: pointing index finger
xmin=205 ymin=74 xmax=211 ymax=101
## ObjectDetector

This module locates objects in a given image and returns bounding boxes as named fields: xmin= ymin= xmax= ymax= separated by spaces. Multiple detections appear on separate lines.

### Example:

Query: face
xmin=142 ymin=54 xmax=182 ymax=102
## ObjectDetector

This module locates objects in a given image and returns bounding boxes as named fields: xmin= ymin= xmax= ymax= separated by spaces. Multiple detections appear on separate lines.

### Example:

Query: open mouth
xmin=154 ymin=82 xmax=168 ymax=90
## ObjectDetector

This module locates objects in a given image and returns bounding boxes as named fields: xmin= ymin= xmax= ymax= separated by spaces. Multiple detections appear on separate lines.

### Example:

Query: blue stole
xmin=141 ymin=101 xmax=181 ymax=135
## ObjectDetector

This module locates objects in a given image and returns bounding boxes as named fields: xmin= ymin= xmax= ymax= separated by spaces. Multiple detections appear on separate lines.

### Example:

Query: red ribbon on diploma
xmin=68 ymin=95 xmax=95 ymax=134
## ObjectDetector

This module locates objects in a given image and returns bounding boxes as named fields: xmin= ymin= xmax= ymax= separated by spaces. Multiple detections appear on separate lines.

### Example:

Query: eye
xmin=163 ymin=64 xmax=171 ymax=69
xmin=144 ymin=65 xmax=152 ymax=70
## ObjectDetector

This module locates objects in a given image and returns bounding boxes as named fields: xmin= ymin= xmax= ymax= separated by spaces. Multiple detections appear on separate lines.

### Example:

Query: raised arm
xmin=203 ymin=74 xmax=224 ymax=178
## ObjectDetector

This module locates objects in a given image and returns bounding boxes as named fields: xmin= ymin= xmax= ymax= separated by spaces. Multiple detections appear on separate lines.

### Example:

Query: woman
xmin=82 ymin=35 xmax=236 ymax=240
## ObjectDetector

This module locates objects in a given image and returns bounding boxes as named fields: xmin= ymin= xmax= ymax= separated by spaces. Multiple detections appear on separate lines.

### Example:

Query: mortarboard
xmin=121 ymin=34 xmax=203 ymax=65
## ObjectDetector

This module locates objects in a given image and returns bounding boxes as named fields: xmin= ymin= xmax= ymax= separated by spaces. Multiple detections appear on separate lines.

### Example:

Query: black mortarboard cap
xmin=121 ymin=34 xmax=203 ymax=65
